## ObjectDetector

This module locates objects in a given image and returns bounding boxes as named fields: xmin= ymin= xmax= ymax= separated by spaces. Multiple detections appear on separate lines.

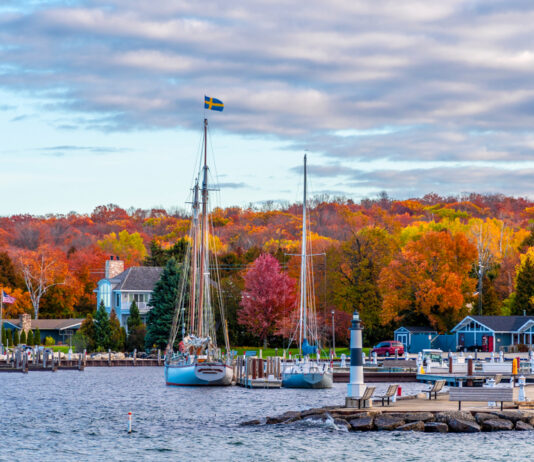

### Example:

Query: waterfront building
xmin=3 ymin=313 xmax=83 ymax=344
xmin=95 ymin=257 xmax=163 ymax=329
xmin=394 ymin=326 xmax=438 ymax=353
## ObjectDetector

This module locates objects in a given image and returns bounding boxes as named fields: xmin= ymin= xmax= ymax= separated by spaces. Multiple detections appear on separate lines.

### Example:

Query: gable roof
xmin=3 ymin=319 xmax=85 ymax=330
xmin=396 ymin=326 xmax=438 ymax=334
xmin=109 ymin=266 xmax=164 ymax=291
xmin=452 ymin=315 xmax=534 ymax=333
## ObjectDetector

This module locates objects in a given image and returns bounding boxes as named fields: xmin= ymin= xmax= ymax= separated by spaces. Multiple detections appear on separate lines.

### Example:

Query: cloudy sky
xmin=2 ymin=0 xmax=534 ymax=215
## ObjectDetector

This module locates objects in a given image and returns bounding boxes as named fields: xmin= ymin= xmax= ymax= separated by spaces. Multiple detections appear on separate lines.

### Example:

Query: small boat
xmin=164 ymin=118 xmax=232 ymax=387
xmin=281 ymin=155 xmax=333 ymax=389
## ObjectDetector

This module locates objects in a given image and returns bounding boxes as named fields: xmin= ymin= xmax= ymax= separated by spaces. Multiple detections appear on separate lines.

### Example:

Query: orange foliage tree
xmin=379 ymin=230 xmax=477 ymax=332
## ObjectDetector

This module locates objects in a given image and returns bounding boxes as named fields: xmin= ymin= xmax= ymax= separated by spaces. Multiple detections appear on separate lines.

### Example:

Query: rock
xmin=435 ymin=411 xmax=475 ymax=424
xmin=389 ymin=412 xmax=435 ymax=422
xmin=481 ymin=418 xmax=514 ymax=431
xmin=301 ymin=408 xmax=328 ymax=418
xmin=424 ymin=422 xmax=448 ymax=433
xmin=303 ymin=414 xmax=326 ymax=422
xmin=279 ymin=411 xmax=301 ymax=422
xmin=515 ymin=421 xmax=534 ymax=431
xmin=448 ymin=418 xmax=481 ymax=433
xmin=491 ymin=410 xmax=528 ymax=423
xmin=240 ymin=419 xmax=261 ymax=426
xmin=374 ymin=415 xmax=405 ymax=431
xmin=266 ymin=416 xmax=287 ymax=424
xmin=397 ymin=421 xmax=425 ymax=432
xmin=475 ymin=413 xmax=497 ymax=424
xmin=349 ymin=416 xmax=374 ymax=431
xmin=333 ymin=418 xmax=351 ymax=430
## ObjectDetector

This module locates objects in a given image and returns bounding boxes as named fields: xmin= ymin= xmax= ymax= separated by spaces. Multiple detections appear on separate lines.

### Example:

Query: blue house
xmin=394 ymin=326 xmax=438 ymax=353
xmin=95 ymin=257 xmax=163 ymax=330
xmin=451 ymin=315 xmax=534 ymax=352
xmin=2 ymin=314 xmax=84 ymax=345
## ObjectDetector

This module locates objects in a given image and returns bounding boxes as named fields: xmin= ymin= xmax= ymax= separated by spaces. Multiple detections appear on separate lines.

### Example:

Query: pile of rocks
xmin=242 ymin=408 xmax=534 ymax=433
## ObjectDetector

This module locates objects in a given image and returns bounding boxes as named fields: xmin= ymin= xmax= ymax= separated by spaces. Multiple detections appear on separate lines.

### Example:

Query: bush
xmin=44 ymin=336 xmax=55 ymax=346
xmin=20 ymin=330 xmax=27 ymax=345
xmin=14 ymin=330 xmax=20 ymax=346
xmin=34 ymin=327 xmax=41 ymax=345
xmin=27 ymin=330 xmax=34 ymax=345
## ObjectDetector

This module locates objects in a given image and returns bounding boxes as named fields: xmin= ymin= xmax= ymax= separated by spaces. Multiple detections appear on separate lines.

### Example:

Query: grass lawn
xmin=229 ymin=346 xmax=370 ymax=358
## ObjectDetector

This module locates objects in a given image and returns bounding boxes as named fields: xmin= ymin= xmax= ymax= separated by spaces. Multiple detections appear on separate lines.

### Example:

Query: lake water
xmin=1 ymin=368 xmax=533 ymax=461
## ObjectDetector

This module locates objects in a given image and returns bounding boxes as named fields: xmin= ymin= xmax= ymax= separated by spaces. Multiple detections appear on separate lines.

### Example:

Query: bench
xmin=449 ymin=387 xmax=515 ymax=411
xmin=356 ymin=386 xmax=376 ymax=409
xmin=494 ymin=374 xmax=503 ymax=385
xmin=375 ymin=384 xmax=398 ymax=406
xmin=427 ymin=380 xmax=445 ymax=400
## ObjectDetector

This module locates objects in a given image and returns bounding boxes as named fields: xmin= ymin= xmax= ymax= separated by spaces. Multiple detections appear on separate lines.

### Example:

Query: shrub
xmin=20 ymin=330 xmax=27 ymax=345
xmin=14 ymin=330 xmax=20 ymax=346
xmin=44 ymin=336 xmax=55 ymax=346
xmin=34 ymin=327 xmax=41 ymax=345
xmin=27 ymin=330 xmax=34 ymax=346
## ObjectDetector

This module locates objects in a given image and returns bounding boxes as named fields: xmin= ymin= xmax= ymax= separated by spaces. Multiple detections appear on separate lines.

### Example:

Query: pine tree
xmin=14 ymin=329 xmax=20 ymax=346
xmin=20 ymin=330 xmax=27 ymax=345
xmin=79 ymin=313 xmax=97 ymax=352
xmin=126 ymin=299 xmax=146 ymax=351
xmin=27 ymin=329 xmax=34 ymax=345
xmin=109 ymin=308 xmax=123 ymax=351
xmin=127 ymin=300 xmax=142 ymax=331
xmin=1 ymin=325 xmax=6 ymax=346
xmin=34 ymin=327 xmax=41 ymax=345
xmin=7 ymin=329 xmax=13 ymax=347
xmin=94 ymin=300 xmax=111 ymax=350
xmin=512 ymin=256 xmax=534 ymax=315
xmin=145 ymin=258 xmax=182 ymax=350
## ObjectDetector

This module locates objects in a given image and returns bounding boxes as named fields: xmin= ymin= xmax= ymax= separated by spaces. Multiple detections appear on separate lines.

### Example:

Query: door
xmin=397 ymin=334 xmax=408 ymax=351
xmin=488 ymin=335 xmax=494 ymax=352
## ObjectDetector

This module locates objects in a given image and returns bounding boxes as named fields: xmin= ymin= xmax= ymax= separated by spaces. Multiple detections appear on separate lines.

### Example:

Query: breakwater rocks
xmin=241 ymin=407 xmax=534 ymax=433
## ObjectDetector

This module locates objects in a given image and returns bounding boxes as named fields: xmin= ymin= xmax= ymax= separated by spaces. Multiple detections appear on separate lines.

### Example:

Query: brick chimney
xmin=19 ymin=313 xmax=32 ymax=334
xmin=105 ymin=256 xmax=125 ymax=279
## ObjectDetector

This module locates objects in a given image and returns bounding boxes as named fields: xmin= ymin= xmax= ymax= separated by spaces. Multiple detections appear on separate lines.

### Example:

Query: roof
xmin=396 ymin=326 xmax=438 ymax=334
xmin=108 ymin=266 xmax=164 ymax=291
xmin=452 ymin=315 xmax=534 ymax=333
xmin=3 ymin=319 xmax=85 ymax=330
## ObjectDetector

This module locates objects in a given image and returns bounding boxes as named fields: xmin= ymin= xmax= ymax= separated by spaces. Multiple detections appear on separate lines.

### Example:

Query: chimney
xmin=105 ymin=256 xmax=124 ymax=279
xmin=19 ymin=313 xmax=32 ymax=335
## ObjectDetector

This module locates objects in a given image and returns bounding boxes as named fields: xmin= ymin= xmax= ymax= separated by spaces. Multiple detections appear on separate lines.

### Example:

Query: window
xmin=116 ymin=293 xmax=121 ymax=307
xmin=100 ymin=282 xmax=111 ymax=308
xmin=133 ymin=293 xmax=149 ymax=303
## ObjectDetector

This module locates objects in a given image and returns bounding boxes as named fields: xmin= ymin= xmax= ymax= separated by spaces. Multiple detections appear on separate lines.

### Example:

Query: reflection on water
xmin=0 ymin=368 xmax=532 ymax=461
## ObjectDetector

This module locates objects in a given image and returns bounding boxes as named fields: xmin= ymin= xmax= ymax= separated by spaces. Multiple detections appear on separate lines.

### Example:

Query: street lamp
xmin=331 ymin=310 xmax=335 ymax=358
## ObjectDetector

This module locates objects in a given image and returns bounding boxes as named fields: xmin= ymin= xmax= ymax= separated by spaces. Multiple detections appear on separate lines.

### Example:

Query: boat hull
xmin=165 ymin=362 xmax=233 ymax=386
xmin=282 ymin=367 xmax=333 ymax=389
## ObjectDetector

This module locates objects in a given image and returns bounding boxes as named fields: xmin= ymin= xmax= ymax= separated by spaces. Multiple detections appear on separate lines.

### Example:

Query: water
xmin=1 ymin=368 xmax=533 ymax=461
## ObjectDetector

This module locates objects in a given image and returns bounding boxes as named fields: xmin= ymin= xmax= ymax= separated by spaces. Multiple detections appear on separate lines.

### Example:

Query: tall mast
xmin=197 ymin=118 xmax=209 ymax=338
xmin=189 ymin=178 xmax=200 ymax=335
xmin=299 ymin=154 xmax=307 ymax=355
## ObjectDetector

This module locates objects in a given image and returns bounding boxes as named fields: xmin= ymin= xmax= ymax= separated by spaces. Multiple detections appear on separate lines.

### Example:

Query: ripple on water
xmin=1 ymin=368 xmax=533 ymax=461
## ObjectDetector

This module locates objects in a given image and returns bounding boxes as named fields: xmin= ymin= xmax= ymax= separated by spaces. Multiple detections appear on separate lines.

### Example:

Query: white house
xmin=95 ymin=257 xmax=163 ymax=329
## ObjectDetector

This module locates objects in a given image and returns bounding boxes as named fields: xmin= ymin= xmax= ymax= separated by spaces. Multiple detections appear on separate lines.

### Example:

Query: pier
xmin=234 ymin=356 xmax=282 ymax=388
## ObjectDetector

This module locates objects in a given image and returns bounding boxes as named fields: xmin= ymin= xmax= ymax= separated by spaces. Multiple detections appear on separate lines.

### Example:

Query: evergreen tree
xmin=127 ymin=300 xmax=142 ymax=331
xmin=79 ymin=313 xmax=97 ymax=352
xmin=126 ymin=299 xmax=146 ymax=351
xmin=27 ymin=330 xmax=34 ymax=345
xmin=1 ymin=325 xmax=6 ymax=346
xmin=0 ymin=251 xmax=24 ymax=288
xmin=143 ymin=239 xmax=188 ymax=266
xmin=109 ymin=309 xmax=123 ymax=351
xmin=7 ymin=329 xmax=13 ymax=347
xmin=94 ymin=300 xmax=111 ymax=350
xmin=20 ymin=330 xmax=27 ymax=345
xmin=14 ymin=329 xmax=19 ymax=346
xmin=34 ymin=327 xmax=41 ymax=345
xmin=519 ymin=226 xmax=534 ymax=252
xmin=512 ymin=256 xmax=534 ymax=315
xmin=145 ymin=258 xmax=182 ymax=350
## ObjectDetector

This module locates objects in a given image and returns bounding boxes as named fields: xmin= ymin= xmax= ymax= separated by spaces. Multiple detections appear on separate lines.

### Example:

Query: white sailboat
xmin=281 ymin=154 xmax=333 ymax=389
xmin=164 ymin=118 xmax=233 ymax=386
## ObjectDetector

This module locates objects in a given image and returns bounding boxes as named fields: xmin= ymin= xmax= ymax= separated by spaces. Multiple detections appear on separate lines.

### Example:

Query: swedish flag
xmin=204 ymin=96 xmax=224 ymax=112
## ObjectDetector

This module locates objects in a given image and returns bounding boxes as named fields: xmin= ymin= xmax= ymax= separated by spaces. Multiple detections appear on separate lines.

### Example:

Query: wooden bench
xmin=427 ymin=380 xmax=445 ymax=400
xmin=494 ymin=374 xmax=502 ymax=385
xmin=375 ymin=384 xmax=398 ymax=406
xmin=449 ymin=387 xmax=515 ymax=411
xmin=357 ymin=386 xmax=376 ymax=409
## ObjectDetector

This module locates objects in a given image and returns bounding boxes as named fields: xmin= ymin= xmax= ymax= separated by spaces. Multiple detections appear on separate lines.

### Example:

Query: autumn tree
xmin=98 ymin=230 xmax=147 ymax=265
xmin=18 ymin=247 xmax=67 ymax=319
xmin=238 ymin=254 xmax=296 ymax=347
xmin=329 ymin=227 xmax=398 ymax=344
xmin=380 ymin=230 xmax=477 ymax=332
xmin=0 ymin=252 xmax=24 ymax=288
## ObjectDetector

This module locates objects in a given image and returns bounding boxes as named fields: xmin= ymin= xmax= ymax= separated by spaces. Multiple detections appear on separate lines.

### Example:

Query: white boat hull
xmin=165 ymin=362 xmax=233 ymax=386
xmin=281 ymin=362 xmax=333 ymax=389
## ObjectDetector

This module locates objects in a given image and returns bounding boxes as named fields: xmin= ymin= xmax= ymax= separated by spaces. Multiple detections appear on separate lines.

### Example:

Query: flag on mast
xmin=1 ymin=291 xmax=15 ymax=304
xmin=204 ymin=96 xmax=224 ymax=112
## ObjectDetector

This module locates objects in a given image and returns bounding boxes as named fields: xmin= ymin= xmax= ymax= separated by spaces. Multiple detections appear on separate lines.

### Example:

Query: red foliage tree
xmin=238 ymin=254 xmax=296 ymax=346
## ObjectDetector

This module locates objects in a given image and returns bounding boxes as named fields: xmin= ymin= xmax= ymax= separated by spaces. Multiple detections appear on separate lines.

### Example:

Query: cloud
xmin=35 ymin=145 xmax=132 ymax=156
xmin=215 ymin=182 xmax=249 ymax=189
xmin=1 ymin=1 xmax=534 ymax=199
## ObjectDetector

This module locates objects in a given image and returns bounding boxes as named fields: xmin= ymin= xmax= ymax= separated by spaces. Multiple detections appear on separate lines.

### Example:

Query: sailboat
xmin=281 ymin=154 xmax=333 ymax=389
xmin=164 ymin=118 xmax=233 ymax=386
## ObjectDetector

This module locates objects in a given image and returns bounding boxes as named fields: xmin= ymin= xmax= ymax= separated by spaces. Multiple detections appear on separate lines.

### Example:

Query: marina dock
xmin=234 ymin=356 xmax=282 ymax=388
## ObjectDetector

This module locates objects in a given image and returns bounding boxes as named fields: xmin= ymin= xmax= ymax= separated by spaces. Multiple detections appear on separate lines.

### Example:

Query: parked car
xmin=371 ymin=341 xmax=404 ymax=357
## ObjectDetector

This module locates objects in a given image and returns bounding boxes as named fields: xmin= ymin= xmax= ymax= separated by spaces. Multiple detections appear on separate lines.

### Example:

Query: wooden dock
xmin=235 ymin=356 xmax=282 ymax=388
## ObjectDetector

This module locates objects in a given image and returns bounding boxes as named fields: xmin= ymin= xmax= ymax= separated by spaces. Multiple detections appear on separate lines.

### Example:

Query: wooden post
xmin=58 ymin=350 xmax=61 ymax=367
xmin=108 ymin=349 xmax=112 ymax=366
xmin=133 ymin=349 xmax=137 ymax=366
xmin=467 ymin=356 xmax=473 ymax=376
xmin=157 ymin=349 xmax=161 ymax=366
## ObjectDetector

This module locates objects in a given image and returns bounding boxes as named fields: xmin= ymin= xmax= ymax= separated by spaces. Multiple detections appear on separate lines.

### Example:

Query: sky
xmin=2 ymin=0 xmax=534 ymax=215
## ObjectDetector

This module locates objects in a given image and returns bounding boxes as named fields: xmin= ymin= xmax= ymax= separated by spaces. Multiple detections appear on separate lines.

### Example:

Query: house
xmin=95 ymin=256 xmax=163 ymax=329
xmin=394 ymin=326 xmax=438 ymax=353
xmin=2 ymin=313 xmax=84 ymax=344
xmin=451 ymin=315 xmax=534 ymax=352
